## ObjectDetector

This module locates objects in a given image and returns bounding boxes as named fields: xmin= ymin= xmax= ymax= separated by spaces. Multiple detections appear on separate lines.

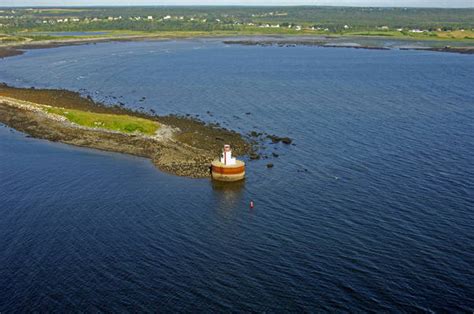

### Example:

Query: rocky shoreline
xmin=0 ymin=85 xmax=252 ymax=178
xmin=0 ymin=47 xmax=25 ymax=59
xmin=223 ymin=39 xmax=390 ymax=51
xmin=223 ymin=39 xmax=474 ymax=54
xmin=399 ymin=46 xmax=474 ymax=54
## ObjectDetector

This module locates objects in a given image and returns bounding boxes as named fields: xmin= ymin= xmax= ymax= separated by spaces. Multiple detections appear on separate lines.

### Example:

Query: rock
xmin=249 ymin=153 xmax=260 ymax=160
xmin=267 ymin=134 xmax=292 ymax=144
xmin=281 ymin=137 xmax=292 ymax=145
xmin=268 ymin=135 xmax=280 ymax=143
xmin=272 ymin=152 xmax=279 ymax=157
xmin=267 ymin=163 xmax=274 ymax=168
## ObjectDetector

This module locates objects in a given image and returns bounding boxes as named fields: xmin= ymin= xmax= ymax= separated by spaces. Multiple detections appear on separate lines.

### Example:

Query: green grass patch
xmin=45 ymin=107 xmax=159 ymax=135
xmin=0 ymin=36 xmax=27 ymax=43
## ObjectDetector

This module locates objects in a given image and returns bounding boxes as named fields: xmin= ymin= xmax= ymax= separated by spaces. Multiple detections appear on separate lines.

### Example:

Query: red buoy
xmin=250 ymin=200 xmax=254 ymax=209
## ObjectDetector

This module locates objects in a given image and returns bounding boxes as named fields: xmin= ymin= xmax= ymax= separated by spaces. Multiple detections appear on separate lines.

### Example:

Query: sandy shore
xmin=0 ymin=85 xmax=252 ymax=178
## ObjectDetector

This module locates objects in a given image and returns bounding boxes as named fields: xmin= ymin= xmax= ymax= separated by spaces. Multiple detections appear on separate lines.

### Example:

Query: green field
xmin=45 ymin=107 xmax=159 ymax=135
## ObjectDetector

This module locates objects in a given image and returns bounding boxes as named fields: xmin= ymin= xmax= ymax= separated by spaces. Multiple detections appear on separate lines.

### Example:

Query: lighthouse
xmin=221 ymin=144 xmax=236 ymax=165
xmin=211 ymin=144 xmax=245 ymax=181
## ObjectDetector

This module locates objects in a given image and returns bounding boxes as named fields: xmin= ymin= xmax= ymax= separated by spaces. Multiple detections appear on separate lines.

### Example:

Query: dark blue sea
xmin=1 ymin=39 xmax=473 ymax=312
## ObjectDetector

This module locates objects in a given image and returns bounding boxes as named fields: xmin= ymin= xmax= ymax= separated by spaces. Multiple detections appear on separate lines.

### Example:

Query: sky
xmin=1 ymin=0 xmax=473 ymax=8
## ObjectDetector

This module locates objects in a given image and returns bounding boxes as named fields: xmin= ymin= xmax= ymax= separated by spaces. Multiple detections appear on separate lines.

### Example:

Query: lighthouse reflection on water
xmin=211 ymin=171 xmax=246 ymax=210
xmin=211 ymin=144 xmax=247 ymax=210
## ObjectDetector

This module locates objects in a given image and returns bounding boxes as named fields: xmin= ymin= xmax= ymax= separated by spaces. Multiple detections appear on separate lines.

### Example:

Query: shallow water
xmin=1 ymin=39 xmax=473 ymax=311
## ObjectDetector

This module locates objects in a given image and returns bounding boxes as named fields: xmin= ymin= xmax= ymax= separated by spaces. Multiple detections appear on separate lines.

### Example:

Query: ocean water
xmin=1 ymin=39 xmax=473 ymax=312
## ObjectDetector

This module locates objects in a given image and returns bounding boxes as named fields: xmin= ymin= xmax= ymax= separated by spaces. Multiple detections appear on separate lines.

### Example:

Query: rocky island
xmin=0 ymin=84 xmax=252 ymax=178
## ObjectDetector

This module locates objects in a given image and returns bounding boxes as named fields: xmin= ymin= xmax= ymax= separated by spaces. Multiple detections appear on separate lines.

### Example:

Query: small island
xmin=0 ymin=84 xmax=252 ymax=178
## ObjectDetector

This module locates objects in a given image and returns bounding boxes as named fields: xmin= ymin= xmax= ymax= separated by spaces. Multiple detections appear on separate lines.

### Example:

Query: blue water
xmin=1 ymin=40 xmax=473 ymax=311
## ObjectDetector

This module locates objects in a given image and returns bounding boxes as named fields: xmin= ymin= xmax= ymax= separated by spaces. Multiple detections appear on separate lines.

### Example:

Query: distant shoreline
xmin=1 ymin=33 xmax=474 ymax=59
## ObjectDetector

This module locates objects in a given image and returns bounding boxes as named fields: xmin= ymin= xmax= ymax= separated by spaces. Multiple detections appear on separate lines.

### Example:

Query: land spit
xmin=0 ymin=84 xmax=252 ymax=178
xmin=223 ymin=39 xmax=389 ymax=51
xmin=223 ymin=39 xmax=474 ymax=54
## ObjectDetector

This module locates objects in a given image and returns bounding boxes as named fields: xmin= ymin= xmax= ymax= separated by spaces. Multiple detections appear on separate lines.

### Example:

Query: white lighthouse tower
xmin=220 ymin=144 xmax=236 ymax=165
